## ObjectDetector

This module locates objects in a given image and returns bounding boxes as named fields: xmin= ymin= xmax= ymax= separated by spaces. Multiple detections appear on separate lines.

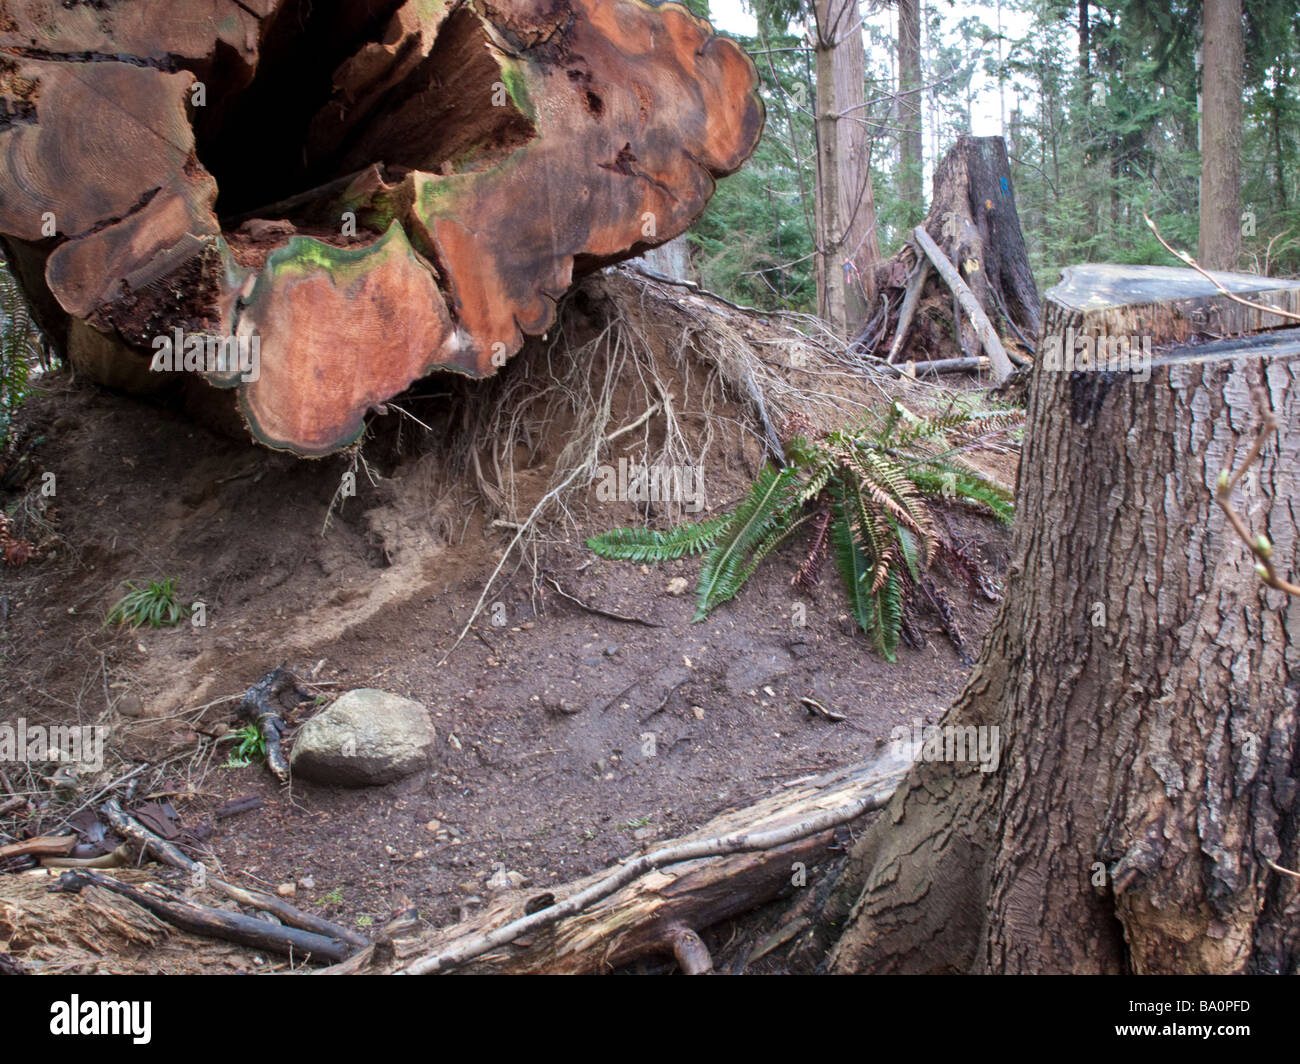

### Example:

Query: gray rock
xmin=290 ymin=688 xmax=436 ymax=786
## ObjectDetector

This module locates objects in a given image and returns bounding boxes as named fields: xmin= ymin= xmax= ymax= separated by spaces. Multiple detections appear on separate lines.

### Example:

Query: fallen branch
xmin=913 ymin=226 xmax=1015 ymax=381
xmin=0 ymin=835 xmax=75 ymax=860
xmin=394 ymin=749 xmax=911 ymax=974
xmin=886 ymin=256 xmax=931 ymax=364
xmin=237 ymin=666 xmax=313 ymax=783
xmin=543 ymin=573 xmax=662 ymax=628
xmin=50 ymin=870 xmax=355 ymax=965
xmin=100 ymin=798 xmax=368 ymax=948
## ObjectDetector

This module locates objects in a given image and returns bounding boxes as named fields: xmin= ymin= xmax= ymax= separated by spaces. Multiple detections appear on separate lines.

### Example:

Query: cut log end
xmin=0 ymin=0 xmax=764 ymax=457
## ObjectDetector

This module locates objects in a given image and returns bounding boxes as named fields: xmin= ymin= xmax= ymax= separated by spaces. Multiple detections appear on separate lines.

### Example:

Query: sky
xmin=710 ymin=0 xmax=757 ymax=35
xmin=702 ymin=0 xmax=1030 ymax=146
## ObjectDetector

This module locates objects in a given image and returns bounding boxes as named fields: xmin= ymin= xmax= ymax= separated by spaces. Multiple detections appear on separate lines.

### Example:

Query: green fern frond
xmin=867 ymin=573 xmax=903 ymax=662
xmin=694 ymin=465 xmax=800 ymax=620
xmin=830 ymin=494 xmax=874 ymax=636
xmin=910 ymin=465 xmax=1015 ymax=524
xmin=586 ymin=513 xmax=732 ymax=563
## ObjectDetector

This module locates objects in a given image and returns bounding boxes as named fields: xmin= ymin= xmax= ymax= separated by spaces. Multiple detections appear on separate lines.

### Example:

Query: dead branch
xmin=913 ymin=226 xmax=1015 ymax=381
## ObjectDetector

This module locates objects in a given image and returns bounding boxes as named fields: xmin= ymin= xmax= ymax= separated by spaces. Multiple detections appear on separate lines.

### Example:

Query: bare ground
xmin=0 ymin=276 xmax=1016 ymax=972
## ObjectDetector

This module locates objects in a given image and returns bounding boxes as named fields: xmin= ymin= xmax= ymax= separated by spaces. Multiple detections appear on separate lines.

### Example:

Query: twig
xmin=1142 ymin=213 xmax=1300 ymax=324
xmin=544 ymin=574 xmax=662 ymax=628
xmin=1213 ymin=399 xmax=1300 ymax=596
xmin=439 ymin=462 xmax=592 ymax=666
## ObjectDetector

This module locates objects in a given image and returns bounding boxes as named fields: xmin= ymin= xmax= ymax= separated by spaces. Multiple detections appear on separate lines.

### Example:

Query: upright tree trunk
xmin=813 ymin=264 xmax=1300 ymax=974
xmin=897 ymin=0 xmax=924 ymax=224
xmin=812 ymin=0 xmax=881 ymax=336
xmin=1198 ymin=0 xmax=1244 ymax=270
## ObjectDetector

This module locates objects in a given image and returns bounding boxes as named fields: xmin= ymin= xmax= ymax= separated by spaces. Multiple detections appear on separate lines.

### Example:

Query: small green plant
xmin=356 ymin=915 xmax=373 ymax=928
xmin=588 ymin=403 xmax=1019 ymax=662
xmin=1 ymin=258 xmax=44 ymax=448
xmin=318 ymin=888 xmax=344 ymax=907
xmin=106 ymin=578 xmax=188 ymax=629
xmin=219 ymin=724 xmax=267 ymax=769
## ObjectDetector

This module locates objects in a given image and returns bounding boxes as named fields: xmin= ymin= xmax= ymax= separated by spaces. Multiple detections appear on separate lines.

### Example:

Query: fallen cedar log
xmin=346 ymin=747 xmax=912 ymax=975
xmin=0 ymin=0 xmax=763 ymax=457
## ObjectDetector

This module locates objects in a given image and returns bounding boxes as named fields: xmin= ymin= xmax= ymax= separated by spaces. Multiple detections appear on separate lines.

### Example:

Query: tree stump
xmin=864 ymin=136 xmax=1040 ymax=375
xmin=0 ymin=0 xmax=763 ymax=455
xmin=816 ymin=264 xmax=1300 ymax=974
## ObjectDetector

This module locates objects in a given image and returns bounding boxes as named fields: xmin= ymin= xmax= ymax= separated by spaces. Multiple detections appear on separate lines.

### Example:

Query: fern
xmin=0 ymin=258 xmax=44 ymax=448
xmin=588 ymin=402 xmax=1019 ymax=660
xmin=694 ymin=465 xmax=799 ymax=619
xmin=587 ymin=513 xmax=731 ymax=563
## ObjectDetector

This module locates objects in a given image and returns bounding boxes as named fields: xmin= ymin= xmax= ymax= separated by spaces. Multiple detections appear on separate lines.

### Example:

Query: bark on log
xmin=813 ymin=264 xmax=1300 ymax=975
xmin=0 ymin=0 xmax=763 ymax=456
xmin=353 ymin=749 xmax=910 ymax=974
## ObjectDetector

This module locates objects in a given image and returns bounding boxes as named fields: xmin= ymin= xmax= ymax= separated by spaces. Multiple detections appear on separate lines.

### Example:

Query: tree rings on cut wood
xmin=0 ymin=0 xmax=763 ymax=456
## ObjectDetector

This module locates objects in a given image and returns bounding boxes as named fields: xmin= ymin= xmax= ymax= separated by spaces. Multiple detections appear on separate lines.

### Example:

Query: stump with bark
xmin=0 ymin=0 xmax=763 ymax=456
xmin=858 ymin=135 xmax=1040 ymax=382
xmin=808 ymin=264 xmax=1300 ymax=974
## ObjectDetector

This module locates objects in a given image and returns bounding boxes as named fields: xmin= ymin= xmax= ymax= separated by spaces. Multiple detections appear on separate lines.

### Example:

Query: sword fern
xmin=587 ymin=402 xmax=1020 ymax=660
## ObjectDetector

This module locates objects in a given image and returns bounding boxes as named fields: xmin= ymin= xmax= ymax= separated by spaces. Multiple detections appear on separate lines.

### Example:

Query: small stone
xmin=692 ymin=706 xmax=705 ymax=720
xmin=276 ymin=883 xmax=296 ymax=897
xmin=665 ymin=577 xmax=689 ymax=596
xmin=298 ymin=875 xmax=315 ymax=890
xmin=425 ymin=819 xmax=442 ymax=833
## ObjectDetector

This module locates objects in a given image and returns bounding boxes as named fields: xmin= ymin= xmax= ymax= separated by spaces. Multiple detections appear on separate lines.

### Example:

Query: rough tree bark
xmin=810 ymin=264 xmax=1300 ymax=974
xmin=812 ymin=0 xmax=881 ymax=336
xmin=0 ymin=0 xmax=763 ymax=456
xmin=1198 ymin=0 xmax=1243 ymax=271
xmin=896 ymin=0 xmax=923 ymax=224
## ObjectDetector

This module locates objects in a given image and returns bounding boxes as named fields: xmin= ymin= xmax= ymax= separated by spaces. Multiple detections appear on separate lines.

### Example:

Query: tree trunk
xmin=815 ymin=263 xmax=1300 ymax=974
xmin=812 ymin=0 xmax=881 ymax=336
xmin=1198 ymin=0 xmax=1244 ymax=270
xmin=0 ymin=0 xmax=762 ymax=457
xmin=897 ymin=0 xmax=923 ymax=224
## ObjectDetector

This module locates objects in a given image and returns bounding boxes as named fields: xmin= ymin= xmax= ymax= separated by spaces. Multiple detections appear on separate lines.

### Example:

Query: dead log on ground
xmin=0 ymin=0 xmax=763 ymax=456
xmin=50 ymin=870 xmax=356 ymax=965
xmin=351 ymin=748 xmax=911 ymax=974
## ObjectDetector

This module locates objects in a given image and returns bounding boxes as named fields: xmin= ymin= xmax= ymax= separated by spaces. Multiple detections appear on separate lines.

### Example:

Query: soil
xmin=0 ymin=277 xmax=1016 ymax=972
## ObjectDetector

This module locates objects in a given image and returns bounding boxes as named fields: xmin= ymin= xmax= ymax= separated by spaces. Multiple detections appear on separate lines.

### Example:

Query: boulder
xmin=290 ymin=689 xmax=435 ymax=787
